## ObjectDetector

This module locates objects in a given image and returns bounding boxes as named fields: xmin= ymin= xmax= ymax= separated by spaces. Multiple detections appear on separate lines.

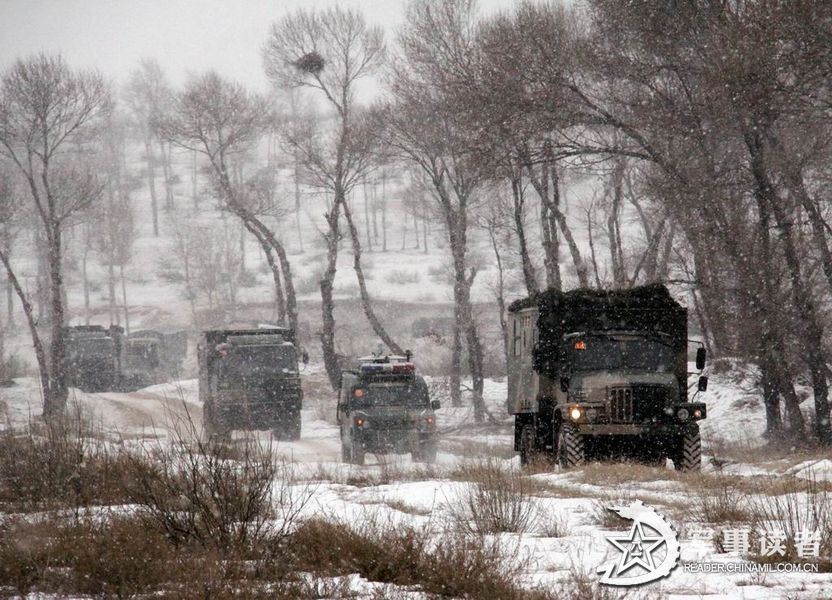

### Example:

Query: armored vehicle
xmin=508 ymin=284 xmax=707 ymax=471
xmin=65 ymin=325 xmax=124 ymax=392
xmin=122 ymin=330 xmax=188 ymax=390
xmin=338 ymin=355 xmax=440 ymax=465
xmin=198 ymin=327 xmax=304 ymax=440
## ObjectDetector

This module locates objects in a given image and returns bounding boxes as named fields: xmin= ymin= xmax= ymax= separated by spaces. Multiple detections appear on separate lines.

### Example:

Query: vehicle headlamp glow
xmin=354 ymin=417 xmax=365 ymax=427
xmin=425 ymin=415 xmax=434 ymax=425
xmin=354 ymin=388 xmax=365 ymax=398
xmin=569 ymin=407 xmax=582 ymax=421
xmin=677 ymin=408 xmax=689 ymax=421
xmin=693 ymin=409 xmax=702 ymax=419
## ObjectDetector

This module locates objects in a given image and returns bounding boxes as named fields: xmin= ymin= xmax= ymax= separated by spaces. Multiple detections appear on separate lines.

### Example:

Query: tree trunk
xmin=120 ymin=263 xmax=130 ymax=335
xmin=320 ymin=191 xmax=343 ymax=390
xmin=158 ymin=140 xmax=174 ymax=211
xmin=0 ymin=249 xmax=50 ymax=407
xmin=46 ymin=226 xmax=67 ymax=417
xmin=510 ymin=174 xmax=538 ymax=295
xmin=343 ymin=199 xmax=404 ymax=354
xmin=246 ymin=221 xmax=286 ymax=325
xmin=144 ymin=136 xmax=159 ymax=236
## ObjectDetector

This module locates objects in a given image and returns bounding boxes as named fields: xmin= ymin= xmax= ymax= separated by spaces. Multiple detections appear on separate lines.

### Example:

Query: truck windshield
xmin=69 ymin=338 xmax=112 ymax=359
xmin=220 ymin=344 xmax=298 ymax=378
xmin=355 ymin=379 xmax=428 ymax=407
xmin=126 ymin=342 xmax=159 ymax=367
xmin=568 ymin=337 xmax=675 ymax=372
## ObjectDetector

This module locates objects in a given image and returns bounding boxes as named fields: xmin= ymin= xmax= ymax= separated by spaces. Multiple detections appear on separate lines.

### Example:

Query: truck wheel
xmin=422 ymin=442 xmax=437 ymax=464
xmin=341 ymin=436 xmax=352 ymax=463
xmin=519 ymin=424 xmax=537 ymax=467
xmin=556 ymin=423 xmax=585 ymax=469
xmin=288 ymin=411 xmax=302 ymax=441
xmin=673 ymin=427 xmax=701 ymax=472
xmin=351 ymin=434 xmax=365 ymax=466
xmin=413 ymin=440 xmax=437 ymax=464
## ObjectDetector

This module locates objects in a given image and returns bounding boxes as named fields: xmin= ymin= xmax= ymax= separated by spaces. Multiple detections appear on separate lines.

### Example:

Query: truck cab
xmin=508 ymin=285 xmax=707 ymax=471
xmin=64 ymin=325 xmax=124 ymax=392
xmin=198 ymin=328 xmax=304 ymax=440
xmin=337 ymin=355 xmax=439 ymax=465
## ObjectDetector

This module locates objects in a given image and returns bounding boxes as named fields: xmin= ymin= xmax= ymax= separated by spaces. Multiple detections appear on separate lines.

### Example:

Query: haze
xmin=0 ymin=0 xmax=511 ymax=91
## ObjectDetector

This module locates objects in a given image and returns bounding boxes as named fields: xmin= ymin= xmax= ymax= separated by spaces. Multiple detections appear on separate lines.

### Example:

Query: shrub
xmin=695 ymin=480 xmax=753 ymax=524
xmin=122 ymin=425 xmax=310 ymax=551
xmin=448 ymin=459 xmax=539 ymax=535
xmin=384 ymin=270 xmax=420 ymax=285
xmin=0 ymin=407 xmax=132 ymax=511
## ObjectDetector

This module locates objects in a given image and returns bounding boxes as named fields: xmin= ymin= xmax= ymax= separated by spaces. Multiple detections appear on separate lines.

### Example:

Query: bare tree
xmin=0 ymin=54 xmax=110 ymax=415
xmin=382 ymin=0 xmax=488 ymax=419
xmin=157 ymin=72 xmax=298 ymax=335
xmin=125 ymin=59 xmax=172 ymax=236
xmin=264 ymin=6 xmax=395 ymax=388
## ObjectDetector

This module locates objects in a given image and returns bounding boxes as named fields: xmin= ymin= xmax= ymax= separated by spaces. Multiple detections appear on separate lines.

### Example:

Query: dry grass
xmin=0 ymin=407 xmax=134 ymax=512
xmin=447 ymin=459 xmax=540 ymax=535
xmin=287 ymin=517 xmax=556 ymax=599
xmin=746 ymin=474 xmax=832 ymax=570
xmin=694 ymin=482 xmax=755 ymax=524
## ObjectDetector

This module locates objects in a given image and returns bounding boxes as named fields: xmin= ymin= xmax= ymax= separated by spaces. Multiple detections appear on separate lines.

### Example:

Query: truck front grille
xmin=608 ymin=387 xmax=634 ymax=423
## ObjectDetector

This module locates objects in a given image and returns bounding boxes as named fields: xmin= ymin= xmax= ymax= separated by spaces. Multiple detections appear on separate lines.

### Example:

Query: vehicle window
xmin=220 ymin=345 xmax=298 ymax=377
xmin=353 ymin=379 xmax=429 ymax=407
xmin=568 ymin=337 xmax=675 ymax=372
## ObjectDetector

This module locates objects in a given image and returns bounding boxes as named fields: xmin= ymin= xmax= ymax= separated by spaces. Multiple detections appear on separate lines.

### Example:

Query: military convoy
xmin=507 ymin=284 xmax=708 ymax=472
xmin=65 ymin=325 xmax=125 ymax=392
xmin=338 ymin=354 xmax=439 ymax=465
xmin=198 ymin=327 xmax=305 ymax=440
xmin=64 ymin=325 xmax=187 ymax=393
xmin=121 ymin=330 xmax=188 ymax=389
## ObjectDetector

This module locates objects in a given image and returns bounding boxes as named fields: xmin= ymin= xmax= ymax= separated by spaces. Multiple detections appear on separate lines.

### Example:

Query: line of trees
xmin=3 ymin=1 xmax=832 ymax=442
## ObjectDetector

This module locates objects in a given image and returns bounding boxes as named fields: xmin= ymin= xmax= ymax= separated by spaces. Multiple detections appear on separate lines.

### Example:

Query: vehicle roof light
xmin=358 ymin=361 xmax=416 ymax=375
xmin=575 ymin=341 xmax=586 ymax=350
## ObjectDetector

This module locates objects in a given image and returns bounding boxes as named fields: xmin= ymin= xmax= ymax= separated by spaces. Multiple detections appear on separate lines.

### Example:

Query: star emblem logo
xmin=596 ymin=500 xmax=681 ymax=587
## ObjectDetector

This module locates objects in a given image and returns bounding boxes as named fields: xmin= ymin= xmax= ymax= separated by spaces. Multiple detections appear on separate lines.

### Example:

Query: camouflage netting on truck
xmin=509 ymin=284 xmax=687 ymax=379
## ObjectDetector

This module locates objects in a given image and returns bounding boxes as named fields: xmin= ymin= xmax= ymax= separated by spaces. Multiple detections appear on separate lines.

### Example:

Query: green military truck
xmin=338 ymin=355 xmax=440 ymax=466
xmin=508 ymin=284 xmax=707 ymax=471
xmin=122 ymin=330 xmax=188 ymax=390
xmin=198 ymin=327 xmax=304 ymax=440
xmin=65 ymin=325 xmax=124 ymax=392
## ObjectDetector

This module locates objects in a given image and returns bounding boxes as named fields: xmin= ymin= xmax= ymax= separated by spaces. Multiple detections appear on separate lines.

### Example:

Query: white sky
xmin=0 ymin=0 xmax=513 ymax=93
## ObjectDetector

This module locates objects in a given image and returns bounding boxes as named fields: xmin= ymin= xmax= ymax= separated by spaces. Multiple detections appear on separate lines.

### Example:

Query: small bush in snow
xmin=384 ymin=269 xmax=421 ymax=285
xmin=448 ymin=458 xmax=539 ymax=535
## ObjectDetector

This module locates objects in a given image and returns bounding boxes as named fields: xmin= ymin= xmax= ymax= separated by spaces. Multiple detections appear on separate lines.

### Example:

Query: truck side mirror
xmin=430 ymin=400 xmax=441 ymax=410
xmin=696 ymin=347 xmax=706 ymax=370
xmin=697 ymin=375 xmax=708 ymax=392
xmin=560 ymin=377 xmax=570 ymax=393
xmin=302 ymin=350 xmax=309 ymax=365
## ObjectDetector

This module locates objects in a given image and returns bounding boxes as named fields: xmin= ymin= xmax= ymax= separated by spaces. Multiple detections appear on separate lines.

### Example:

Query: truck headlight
xmin=693 ymin=409 xmax=702 ymax=419
xmin=354 ymin=416 xmax=367 ymax=428
xmin=677 ymin=408 xmax=689 ymax=421
xmin=569 ymin=407 xmax=582 ymax=421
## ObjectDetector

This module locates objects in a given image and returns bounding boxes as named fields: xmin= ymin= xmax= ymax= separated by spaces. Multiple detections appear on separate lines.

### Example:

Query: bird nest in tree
xmin=294 ymin=52 xmax=325 ymax=74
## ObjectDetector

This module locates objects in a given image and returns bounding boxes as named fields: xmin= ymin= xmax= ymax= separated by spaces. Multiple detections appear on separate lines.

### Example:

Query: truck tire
xmin=351 ymin=434 xmax=365 ymax=466
xmin=556 ymin=423 xmax=585 ymax=469
xmin=288 ymin=411 xmax=302 ymax=441
xmin=519 ymin=424 xmax=537 ymax=467
xmin=413 ymin=440 xmax=437 ymax=464
xmin=673 ymin=427 xmax=701 ymax=472
xmin=341 ymin=435 xmax=352 ymax=463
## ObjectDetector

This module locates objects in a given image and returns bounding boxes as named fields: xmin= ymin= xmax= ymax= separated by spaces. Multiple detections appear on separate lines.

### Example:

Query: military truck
xmin=121 ymin=330 xmax=188 ymax=390
xmin=65 ymin=325 xmax=125 ymax=392
xmin=198 ymin=327 xmax=304 ymax=440
xmin=338 ymin=355 xmax=440 ymax=466
xmin=507 ymin=284 xmax=707 ymax=471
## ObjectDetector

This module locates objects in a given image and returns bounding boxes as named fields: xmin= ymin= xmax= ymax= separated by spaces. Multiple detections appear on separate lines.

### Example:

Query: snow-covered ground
xmin=2 ymin=360 xmax=831 ymax=599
